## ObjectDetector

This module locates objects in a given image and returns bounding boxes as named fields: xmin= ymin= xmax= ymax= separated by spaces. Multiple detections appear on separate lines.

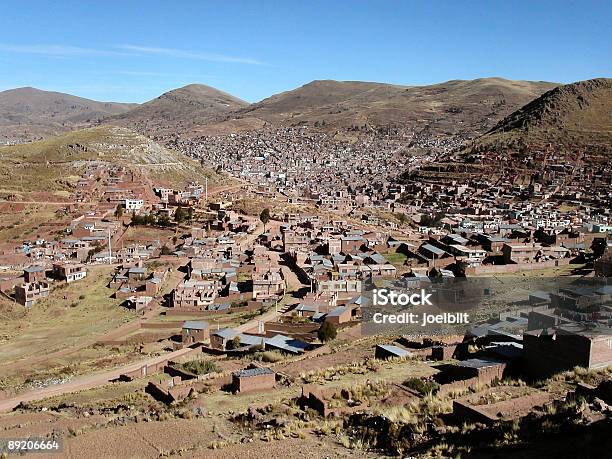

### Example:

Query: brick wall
xmin=233 ymin=372 xmax=275 ymax=393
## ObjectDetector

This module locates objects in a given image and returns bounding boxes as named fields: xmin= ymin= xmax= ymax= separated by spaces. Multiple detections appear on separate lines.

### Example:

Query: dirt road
xmin=0 ymin=345 xmax=196 ymax=412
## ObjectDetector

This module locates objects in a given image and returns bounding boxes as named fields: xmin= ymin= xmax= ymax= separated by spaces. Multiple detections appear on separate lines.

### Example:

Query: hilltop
xmin=0 ymin=87 xmax=136 ymax=143
xmin=220 ymin=77 xmax=558 ymax=137
xmin=107 ymin=84 xmax=249 ymax=137
xmin=0 ymin=125 xmax=228 ymax=200
xmin=401 ymin=78 xmax=612 ymax=185
xmin=464 ymin=77 xmax=612 ymax=157
xmin=2 ymin=79 xmax=559 ymax=142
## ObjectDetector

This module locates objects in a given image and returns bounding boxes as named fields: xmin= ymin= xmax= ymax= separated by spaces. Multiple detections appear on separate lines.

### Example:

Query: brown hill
xmin=0 ymin=125 xmax=230 ymax=200
xmin=402 ymin=78 xmax=612 ymax=185
xmin=223 ymin=78 xmax=557 ymax=136
xmin=466 ymin=77 xmax=612 ymax=155
xmin=0 ymin=87 xmax=136 ymax=143
xmin=108 ymin=84 xmax=249 ymax=137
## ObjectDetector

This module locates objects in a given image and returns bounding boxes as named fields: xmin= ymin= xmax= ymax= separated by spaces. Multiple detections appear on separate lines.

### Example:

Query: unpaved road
xmin=0 ymin=345 xmax=197 ymax=412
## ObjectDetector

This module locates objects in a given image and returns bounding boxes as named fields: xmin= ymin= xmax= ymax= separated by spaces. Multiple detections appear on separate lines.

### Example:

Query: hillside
xmin=222 ymin=78 xmax=558 ymax=137
xmin=0 ymin=87 xmax=136 ymax=143
xmin=465 ymin=77 xmax=612 ymax=156
xmin=0 ymin=125 xmax=229 ymax=200
xmin=107 ymin=84 xmax=249 ymax=137
xmin=401 ymin=78 xmax=612 ymax=185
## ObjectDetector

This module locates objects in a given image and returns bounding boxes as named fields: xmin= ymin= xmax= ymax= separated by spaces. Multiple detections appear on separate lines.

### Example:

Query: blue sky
xmin=0 ymin=1 xmax=610 ymax=103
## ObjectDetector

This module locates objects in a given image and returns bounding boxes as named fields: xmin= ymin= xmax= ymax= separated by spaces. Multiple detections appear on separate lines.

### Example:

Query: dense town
xmin=0 ymin=124 xmax=610 ymax=456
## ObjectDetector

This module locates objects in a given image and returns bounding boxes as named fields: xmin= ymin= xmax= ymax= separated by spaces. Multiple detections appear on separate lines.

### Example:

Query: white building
xmin=124 ymin=199 xmax=144 ymax=210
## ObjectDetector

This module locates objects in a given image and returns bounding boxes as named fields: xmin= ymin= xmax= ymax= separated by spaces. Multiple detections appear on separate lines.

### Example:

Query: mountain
xmin=466 ymin=78 xmax=612 ymax=156
xmin=0 ymin=125 xmax=229 ymax=200
xmin=401 ymin=78 xmax=612 ymax=185
xmin=0 ymin=87 xmax=136 ymax=143
xmin=222 ymin=78 xmax=558 ymax=137
xmin=107 ymin=84 xmax=249 ymax=137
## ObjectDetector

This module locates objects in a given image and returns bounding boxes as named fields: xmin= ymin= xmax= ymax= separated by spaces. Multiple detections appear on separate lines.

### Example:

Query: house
xmin=524 ymin=324 xmax=612 ymax=378
xmin=15 ymin=281 xmax=50 ymax=307
xmin=502 ymin=243 xmax=568 ymax=264
xmin=282 ymin=230 xmax=310 ymax=253
xmin=126 ymin=295 xmax=153 ymax=311
xmin=340 ymin=236 xmax=363 ymax=254
xmin=295 ymin=303 xmax=320 ymax=317
xmin=324 ymin=306 xmax=352 ymax=325
xmin=124 ymin=199 xmax=144 ymax=210
xmin=435 ymin=358 xmax=508 ymax=385
xmin=52 ymin=262 xmax=87 ymax=283
xmin=172 ymin=280 xmax=217 ymax=309
xmin=128 ymin=266 xmax=147 ymax=283
xmin=23 ymin=265 xmax=46 ymax=283
xmin=232 ymin=366 xmax=275 ymax=393
xmin=265 ymin=334 xmax=310 ymax=354
xmin=252 ymin=268 xmax=285 ymax=300
xmin=210 ymin=328 xmax=266 ymax=350
xmin=375 ymin=344 xmax=412 ymax=360
xmin=181 ymin=320 xmax=210 ymax=344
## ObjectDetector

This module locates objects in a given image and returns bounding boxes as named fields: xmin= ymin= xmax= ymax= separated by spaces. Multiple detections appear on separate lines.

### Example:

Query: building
xmin=340 ymin=236 xmax=363 ymax=254
xmin=52 ymin=262 xmax=87 ymax=283
xmin=324 ymin=306 xmax=352 ymax=325
xmin=502 ymin=243 xmax=568 ymax=264
xmin=232 ymin=366 xmax=275 ymax=393
xmin=124 ymin=199 xmax=144 ymax=210
xmin=23 ymin=265 xmax=46 ymax=283
xmin=181 ymin=320 xmax=210 ymax=344
xmin=15 ymin=281 xmax=50 ymax=307
xmin=435 ymin=358 xmax=508 ymax=385
xmin=375 ymin=344 xmax=412 ymax=360
xmin=252 ymin=268 xmax=285 ymax=300
xmin=524 ymin=324 xmax=612 ymax=378
xmin=126 ymin=295 xmax=153 ymax=311
xmin=172 ymin=280 xmax=217 ymax=309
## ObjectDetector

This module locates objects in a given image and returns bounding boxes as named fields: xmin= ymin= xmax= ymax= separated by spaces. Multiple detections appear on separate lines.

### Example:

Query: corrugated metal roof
xmin=183 ymin=320 xmax=209 ymax=330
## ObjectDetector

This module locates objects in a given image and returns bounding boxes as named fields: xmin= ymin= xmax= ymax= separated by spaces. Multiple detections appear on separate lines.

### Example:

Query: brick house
xmin=232 ymin=366 xmax=275 ymax=393
xmin=181 ymin=320 xmax=210 ymax=344
xmin=524 ymin=324 xmax=612 ymax=378
xmin=252 ymin=268 xmax=285 ymax=300
xmin=324 ymin=306 xmax=352 ymax=325
xmin=340 ymin=236 xmax=363 ymax=254
xmin=23 ymin=265 xmax=46 ymax=283
xmin=15 ymin=281 xmax=50 ymax=307
xmin=52 ymin=262 xmax=87 ymax=283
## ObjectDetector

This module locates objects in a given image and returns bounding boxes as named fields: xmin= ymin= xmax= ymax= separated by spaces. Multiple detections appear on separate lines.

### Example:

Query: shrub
xmin=317 ymin=321 xmax=337 ymax=342
xmin=403 ymin=377 xmax=439 ymax=395
xmin=254 ymin=351 xmax=284 ymax=363
xmin=182 ymin=360 xmax=220 ymax=375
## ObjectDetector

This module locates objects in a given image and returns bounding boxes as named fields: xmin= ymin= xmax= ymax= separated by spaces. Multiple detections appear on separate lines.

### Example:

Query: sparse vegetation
xmin=181 ymin=359 xmax=220 ymax=375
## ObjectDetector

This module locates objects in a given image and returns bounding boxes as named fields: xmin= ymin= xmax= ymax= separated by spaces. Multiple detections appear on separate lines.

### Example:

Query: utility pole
xmin=108 ymin=227 xmax=112 ymax=265
xmin=205 ymin=177 xmax=208 ymax=202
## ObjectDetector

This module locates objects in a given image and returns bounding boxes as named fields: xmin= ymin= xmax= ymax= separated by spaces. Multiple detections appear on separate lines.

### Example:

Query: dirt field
xmin=0 ymin=202 xmax=72 ymax=243
xmin=0 ymin=265 xmax=136 ymax=387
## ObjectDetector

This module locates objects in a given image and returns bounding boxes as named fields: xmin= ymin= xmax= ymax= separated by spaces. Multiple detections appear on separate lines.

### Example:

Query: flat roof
xmin=376 ymin=344 xmax=411 ymax=357
xmin=183 ymin=320 xmax=209 ymax=330
xmin=234 ymin=367 xmax=274 ymax=378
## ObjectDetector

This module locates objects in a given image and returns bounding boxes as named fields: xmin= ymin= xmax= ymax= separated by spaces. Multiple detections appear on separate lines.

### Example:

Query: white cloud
xmin=0 ymin=44 xmax=130 ymax=57
xmin=0 ymin=43 xmax=265 ymax=65
xmin=112 ymin=70 xmax=217 ymax=79
xmin=118 ymin=45 xmax=264 ymax=65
